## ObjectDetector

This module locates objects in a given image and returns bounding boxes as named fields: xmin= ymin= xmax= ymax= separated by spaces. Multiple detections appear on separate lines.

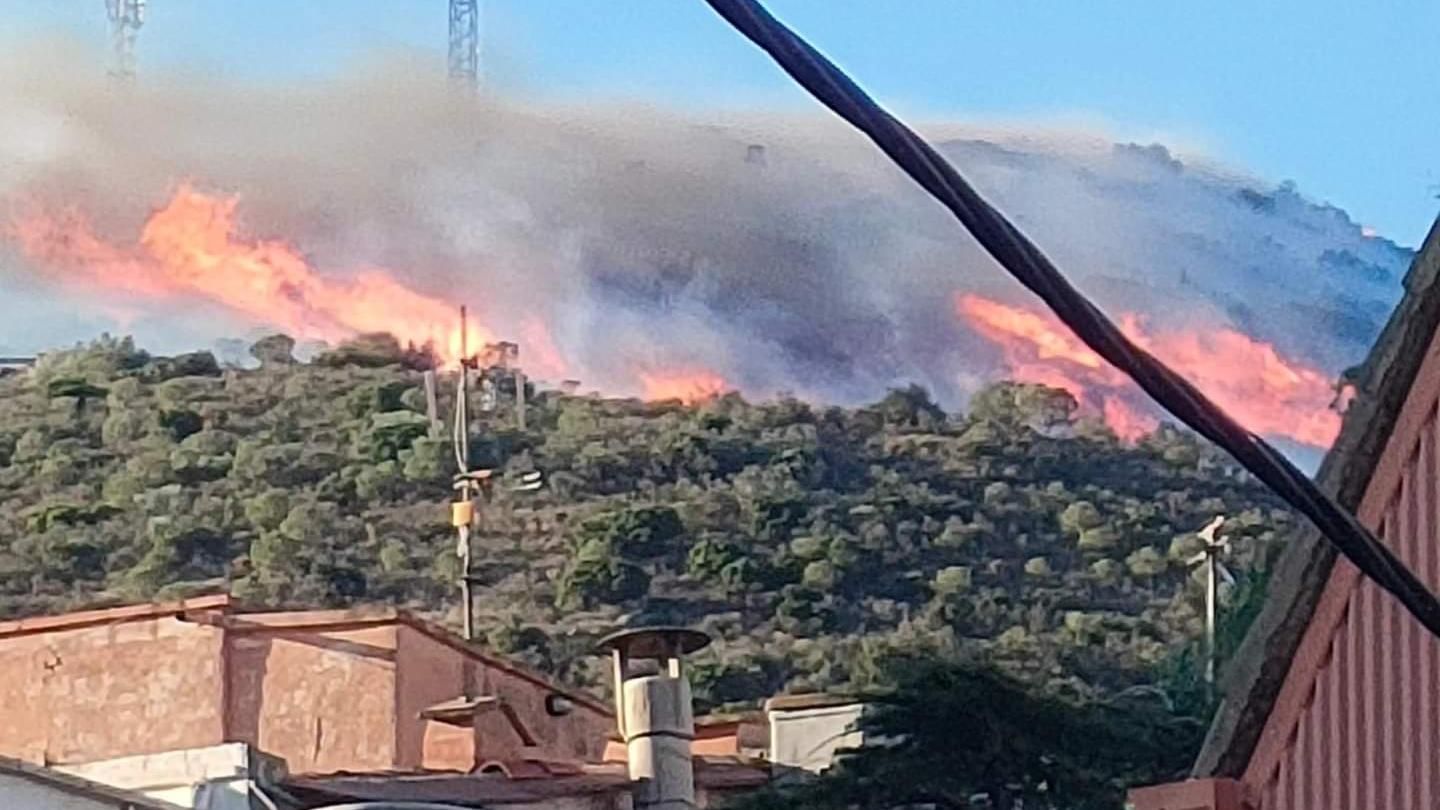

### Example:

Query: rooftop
xmin=0 ymin=592 xmax=611 ymax=719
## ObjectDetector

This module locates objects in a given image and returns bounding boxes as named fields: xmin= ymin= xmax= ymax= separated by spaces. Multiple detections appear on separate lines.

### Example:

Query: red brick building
xmin=1133 ymin=220 xmax=1440 ymax=808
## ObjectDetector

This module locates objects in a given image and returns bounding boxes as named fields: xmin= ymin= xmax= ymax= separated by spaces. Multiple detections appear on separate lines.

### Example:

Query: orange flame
xmin=1102 ymin=397 xmax=1160 ymax=443
xmin=638 ymin=370 xmax=729 ymax=404
xmin=518 ymin=315 xmax=570 ymax=381
xmin=956 ymin=293 xmax=1341 ymax=447
xmin=10 ymin=185 xmax=490 ymax=365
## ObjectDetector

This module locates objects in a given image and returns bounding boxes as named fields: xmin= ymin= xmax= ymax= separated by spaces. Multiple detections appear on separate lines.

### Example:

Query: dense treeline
xmin=736 ymin=656 xmax=1207 ymax=810
xmin=0 ymin=333 xmax=1291 ymax=710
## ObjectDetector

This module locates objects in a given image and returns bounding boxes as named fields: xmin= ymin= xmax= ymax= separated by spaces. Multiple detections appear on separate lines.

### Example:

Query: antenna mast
xmin=452 ymin=306 xmax=478 ymax=640
xmin=448 ymin=0 xmax=480 ymax=90
xmin=104 ymin=0 xmax=145 ymax=82
xmin=1187 ymin=515 xmax=1233 ymax=689
xmin=449 ymin=309 xmax=543 ymax=643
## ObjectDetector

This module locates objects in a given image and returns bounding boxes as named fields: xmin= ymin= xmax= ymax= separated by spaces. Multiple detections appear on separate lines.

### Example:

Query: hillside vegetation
xmin=0 ymin=333 xmax=1294 ymax=709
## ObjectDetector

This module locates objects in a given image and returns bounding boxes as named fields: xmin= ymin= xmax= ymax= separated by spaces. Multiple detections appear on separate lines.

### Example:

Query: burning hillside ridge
xmin=638 ymin=369 xmax=731 ymax=404
xmin=0 ymin=45 xmax=1410 ymax=441
xmin=6 ymin=183 xmax=1348 ymax=444
xmin=11 ymin=185 xmax=489 ymax=367
xmin=956 ymin=294 xmax=1342 ymax=447
xmin=6 ymin=174 xmax=1343 ymax=445
xmin=9 ymin=183 xmax=728 ymax=399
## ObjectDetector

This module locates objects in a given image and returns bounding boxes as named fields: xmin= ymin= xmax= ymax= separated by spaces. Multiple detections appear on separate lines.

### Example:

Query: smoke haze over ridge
xmin=0 ymin=41 xmax=1414 ymax=436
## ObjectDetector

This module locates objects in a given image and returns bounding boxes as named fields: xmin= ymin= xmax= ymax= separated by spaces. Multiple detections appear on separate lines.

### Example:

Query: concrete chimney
xmin=598 ymin=627 xmax=711 ymax=810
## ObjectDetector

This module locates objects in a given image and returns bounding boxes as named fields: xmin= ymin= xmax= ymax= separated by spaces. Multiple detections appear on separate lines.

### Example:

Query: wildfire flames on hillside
xmin=7 ymin=186 xmax=1344 ymax=440
xmin=956 ymin=293 xmax=1342 ymax=447
xmin=0 ymin=48 xmax=1409 ymax=457
xmin=11 ymin=185 xmax=490 ymax=366
xmin=8 ymin=184 xmax=731 ymax=402
xmin=638 ymin=370 xmax=730 ymax=405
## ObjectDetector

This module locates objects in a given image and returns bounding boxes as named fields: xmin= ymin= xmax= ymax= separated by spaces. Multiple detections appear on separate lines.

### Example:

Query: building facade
xmin=0 ymin=595 xmax=613 ymax=775
xmin=0 ymin=596 xmax=828 ymax=809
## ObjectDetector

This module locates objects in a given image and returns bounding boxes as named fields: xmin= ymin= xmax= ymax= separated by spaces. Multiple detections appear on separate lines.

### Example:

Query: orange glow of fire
xmin=956 ymin=293 xmax=1341 ymax=447
xmin=638 ymin=370 xmax=729 ymax=404
xmin=1102 ymin=398 xmax=1160 ymax=443
xmin=10 ymin=185 xmax=490 ymax=366
xmin=518 ymin=315 xmax=570 ymax=381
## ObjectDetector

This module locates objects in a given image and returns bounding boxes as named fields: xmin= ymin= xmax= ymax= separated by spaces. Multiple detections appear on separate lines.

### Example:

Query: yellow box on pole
xmin=451 ymin=500 xmax=474 ymax=527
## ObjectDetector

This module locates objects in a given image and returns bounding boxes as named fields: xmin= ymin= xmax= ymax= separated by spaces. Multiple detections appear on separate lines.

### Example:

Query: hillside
xmin=0 ymin=333 xmax=1298 ymax=709
xmin=0 ymin=55 xmax=1411 ymax=421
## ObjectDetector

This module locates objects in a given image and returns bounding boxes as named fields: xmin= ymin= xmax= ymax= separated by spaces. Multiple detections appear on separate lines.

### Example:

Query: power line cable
xmin=701 ymin=0 xmax=1440 ymax=639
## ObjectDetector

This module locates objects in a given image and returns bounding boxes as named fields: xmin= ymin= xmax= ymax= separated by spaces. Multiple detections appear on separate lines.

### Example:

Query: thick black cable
xmin=701 ymin=0 xmax=1440 ymax=639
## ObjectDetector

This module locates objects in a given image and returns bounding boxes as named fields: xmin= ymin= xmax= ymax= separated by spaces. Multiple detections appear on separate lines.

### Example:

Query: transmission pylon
xmin=448 ymin=0 xmax=480 ymax=90
xmin=104 ymin=0 xmax=145 ymax=82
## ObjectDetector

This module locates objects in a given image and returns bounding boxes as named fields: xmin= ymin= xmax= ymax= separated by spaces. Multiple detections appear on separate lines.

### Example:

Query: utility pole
xmin=104 ymin=0 xmax=145 ymax=82
xmin=1186 ymin=515 xmax=1234 ymax=689
xmin=452 ymin=306 xmax=478 ymax=640
xmin=448 ymin=0 xmax=480 ymax=90
xmin=514 ymin=361 xmax=527 ymax=431
xmin=449 ymin=308 xmax=542 ymax=642
xmin=423 ymin=368 xmax=442 ymax=437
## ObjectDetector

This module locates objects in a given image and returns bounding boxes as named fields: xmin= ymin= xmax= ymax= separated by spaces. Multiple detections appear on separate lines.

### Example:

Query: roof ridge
xmin=0 ymin=593 xmax=232 ymax=638
xmin=394 ymin=609 xmax=613 ymax=717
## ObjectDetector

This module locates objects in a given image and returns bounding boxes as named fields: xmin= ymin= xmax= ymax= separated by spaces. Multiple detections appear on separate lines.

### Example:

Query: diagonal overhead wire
xmin=701 ymin=0 xmax=1440 ymax=639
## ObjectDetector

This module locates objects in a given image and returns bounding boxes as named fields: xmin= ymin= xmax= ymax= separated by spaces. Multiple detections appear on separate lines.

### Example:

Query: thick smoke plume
xmin=0 ymin=41 xmax=1413 ymax=447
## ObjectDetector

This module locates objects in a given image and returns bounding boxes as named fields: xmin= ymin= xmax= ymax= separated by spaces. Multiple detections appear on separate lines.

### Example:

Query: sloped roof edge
xmin=1193 ymin=213 xmax=1440 ymax=777
xmin=0 ymin=594 xmax=233 ymax=638
xmin=0 ymin=754 xmax=182 ymax=809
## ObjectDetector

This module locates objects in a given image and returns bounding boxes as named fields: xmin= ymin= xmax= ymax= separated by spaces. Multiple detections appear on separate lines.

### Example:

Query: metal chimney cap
xmin=596 ymin=626 xmax=711 ymax=658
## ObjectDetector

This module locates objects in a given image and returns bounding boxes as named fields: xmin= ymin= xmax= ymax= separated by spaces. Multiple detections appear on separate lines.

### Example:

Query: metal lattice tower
xmin=104 ymin=0 xmax=145 ymax=82
xmin=448 ymin=0 xmax=480 ymax=89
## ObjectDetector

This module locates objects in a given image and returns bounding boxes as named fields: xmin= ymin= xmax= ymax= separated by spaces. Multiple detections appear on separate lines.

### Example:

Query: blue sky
xmin=6 ymin=0 xmax=1438 ymax=245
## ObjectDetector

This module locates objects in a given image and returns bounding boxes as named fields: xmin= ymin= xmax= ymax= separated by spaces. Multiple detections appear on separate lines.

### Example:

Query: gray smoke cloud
xmin=0 ymin=39 xmax=1414 ymax=408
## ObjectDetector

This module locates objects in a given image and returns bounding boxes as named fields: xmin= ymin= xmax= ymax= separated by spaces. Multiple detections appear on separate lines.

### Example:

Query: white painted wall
xmin=0 ymin=771 xmax=135 ymax=810
xmin=768 ymin=702 xmax=866 ymax=774
xmin=55 ymin=742 xmax=282 ymax=810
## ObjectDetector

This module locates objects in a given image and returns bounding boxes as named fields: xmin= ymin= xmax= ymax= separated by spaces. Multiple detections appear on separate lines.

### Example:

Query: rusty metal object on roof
xmin=420 ymin=695 xmax=539 ymax=748
xmin=284 ymin=756 xmax=769 ymax=807
xmin=595 ymin=626 xmax=711 ymax=659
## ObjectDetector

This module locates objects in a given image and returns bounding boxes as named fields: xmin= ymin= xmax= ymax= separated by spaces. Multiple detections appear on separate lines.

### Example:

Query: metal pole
xmin=448 ymin=0 xmax=480 ymax=89
xmin=105 ymin=0 xmax=144 ymax=82
xmin=1205 ymin=551 xmax=1217 ymax=688
xmin=461 ymin=551 xmax=473 ymax=641
xmin=458 ymin=307 xmax=470 ymax=467
xmin=424 ymin=370 xmax=441 ymax=437
xmin=457 ymin=306 xmax=474 ymax=641
xmin=515 ymin=368 xmax=527 ymax=431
